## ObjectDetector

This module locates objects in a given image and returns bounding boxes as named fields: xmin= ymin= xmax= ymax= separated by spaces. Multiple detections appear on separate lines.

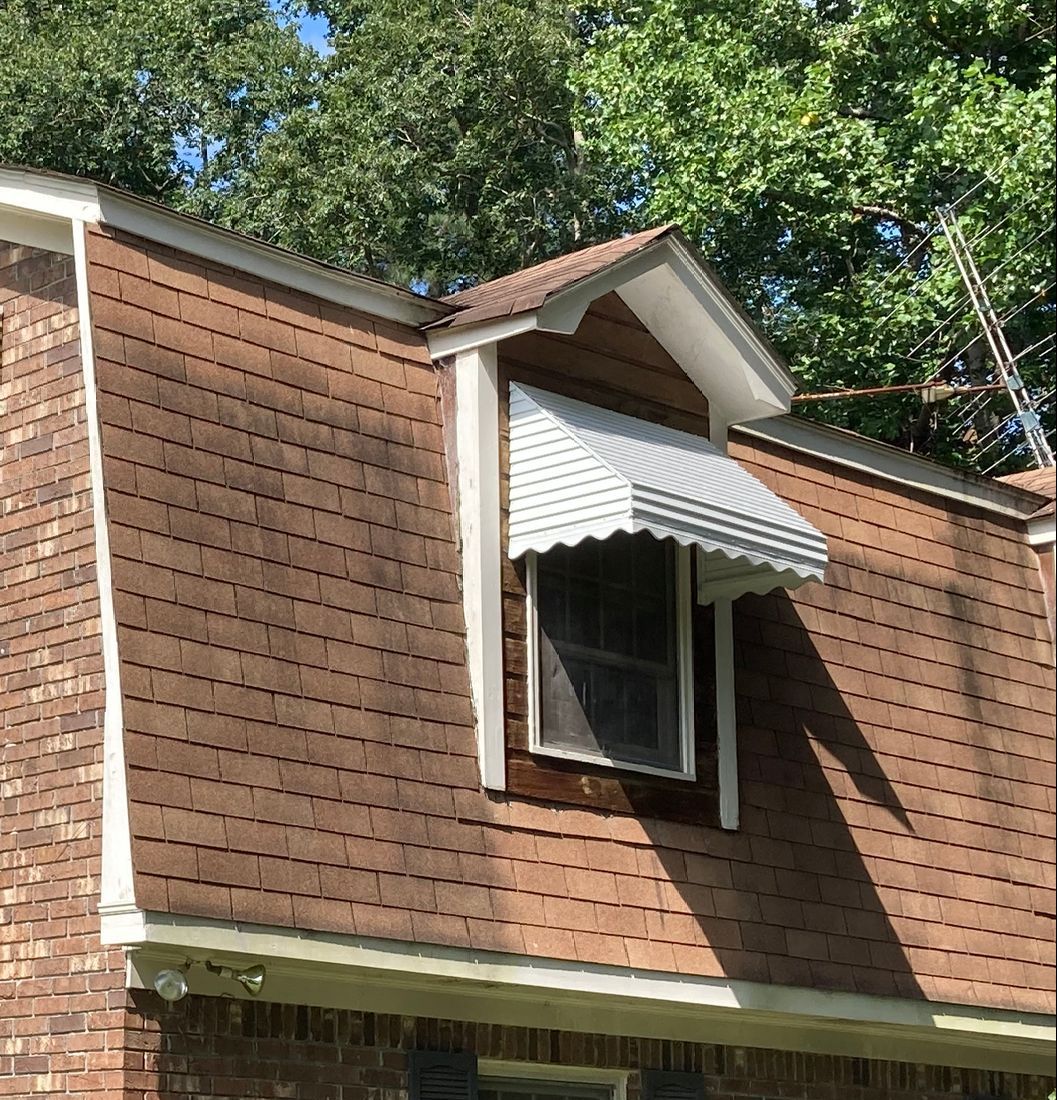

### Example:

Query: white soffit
xmin=508 ymin=384 xmax=827 ymax=596
xmin=615 ymin=239 xmax=795 ymax=424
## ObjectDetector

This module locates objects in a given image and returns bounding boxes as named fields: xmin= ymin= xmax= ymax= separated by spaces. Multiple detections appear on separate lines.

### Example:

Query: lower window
xmin=525 ymin=530 xmax=694 ymax=780
xmin=481 ymin=1078 xmax=614 ymax=1100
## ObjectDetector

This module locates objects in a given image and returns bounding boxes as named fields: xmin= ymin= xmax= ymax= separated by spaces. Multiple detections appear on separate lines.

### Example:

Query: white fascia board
xmin=109 ymin=909 xmax=1055 ymax=1074
xmin=73 ymin=221 xmax=136 ymax=912
xmin=0 ymin=168 xmax=102 ymax=224
xmin=0 ymin=167 xmax=444 ymax=327
xmin=1027 ymin=513 xmax=1056 ymax=547
xmin=616 ymin=257 xmax=792 ymax=426
xmin=739 ymin=416 xmax=1044 ymax=521
xmin=427 ymin=312 xmax=540 ymax=360
xmin=95 ymin=190 xmax=444 ymax=328
xmin=666 ymin=236 xmax=796 ymax=408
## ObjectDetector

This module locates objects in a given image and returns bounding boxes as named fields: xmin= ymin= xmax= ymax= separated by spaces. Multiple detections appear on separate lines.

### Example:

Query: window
xmin=481 ymin=1078 xmax=614 ymax=1100
xmin=526 ymin=530 xmax=694 ymax=780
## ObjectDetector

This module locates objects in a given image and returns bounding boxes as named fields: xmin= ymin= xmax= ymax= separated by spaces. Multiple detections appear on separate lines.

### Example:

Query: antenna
xmin=935 ymin=205 xmax=1054 ymax=467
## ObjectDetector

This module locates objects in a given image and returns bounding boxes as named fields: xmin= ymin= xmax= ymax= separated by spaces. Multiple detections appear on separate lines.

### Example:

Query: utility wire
xmin=922 ymin=278 xmax=1056 ymax=382
xmin=908 ymin=223 xmax=1055 ymax=361
xmin=872 ymin=172 xmax=998 ymax=292
xmin=1014 ymin=332 xmax=1056 ymax=363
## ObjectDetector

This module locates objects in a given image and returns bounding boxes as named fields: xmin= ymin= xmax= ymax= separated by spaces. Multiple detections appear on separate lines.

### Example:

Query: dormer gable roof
xmin=426 ymin=225 xmax=797 ymax=425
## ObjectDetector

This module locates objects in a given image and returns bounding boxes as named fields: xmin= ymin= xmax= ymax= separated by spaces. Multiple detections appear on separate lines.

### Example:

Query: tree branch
xmin=852 ymin=204 xmax=927 ymax=244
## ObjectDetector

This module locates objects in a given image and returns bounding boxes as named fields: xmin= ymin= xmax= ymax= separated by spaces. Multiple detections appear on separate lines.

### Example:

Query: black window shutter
xmin=642 ymin=1070 xmax=706 ymax=1100
xmin=408 ymin=1051 xmax=479 ymax=1100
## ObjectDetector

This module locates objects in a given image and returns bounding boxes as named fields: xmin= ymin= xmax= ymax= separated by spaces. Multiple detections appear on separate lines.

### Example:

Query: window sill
xmin=528 ymin=743 xmax=697 ymax=784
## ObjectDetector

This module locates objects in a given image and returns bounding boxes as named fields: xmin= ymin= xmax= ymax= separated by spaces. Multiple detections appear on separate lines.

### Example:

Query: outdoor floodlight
xmin=204 ymin=960 xmax=267 ymax=997
xmin=153 ymin=968 xmax=189 ymax=1003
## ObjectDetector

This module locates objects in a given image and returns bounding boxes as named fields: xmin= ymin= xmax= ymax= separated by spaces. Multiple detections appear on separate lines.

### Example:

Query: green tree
xmin=221 ymin=0 xmax=626 ymax=293
xmin=0 ymin=0 xmax=312 ymax=217
xmin=577 ymin=0 xmax=1055 ymax=467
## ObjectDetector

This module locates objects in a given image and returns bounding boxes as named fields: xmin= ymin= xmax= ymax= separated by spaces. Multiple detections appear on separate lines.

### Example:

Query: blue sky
xmin=295 ymin=10 xmax=333 ymax=54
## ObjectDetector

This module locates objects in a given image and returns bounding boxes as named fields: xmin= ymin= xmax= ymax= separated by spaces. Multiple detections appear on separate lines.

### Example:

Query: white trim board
xmin=454 ymin=344 xmax=505 ymax=790
xmin=1027 ymin=513 xmax=1055 ymax=548
xmin=0 ymin=204 xmax=75 ymax=254
xmin=0 ymin=166 xmax=445 ymax=327
xmin=73 ymin=221 xmax=136 ymax=912
xmin=738 ymin=416 xmax=1043 ymax=521
xmin=107 ymin=909 xmax=1055 ymax=1075
xmin=479 ymin=1060 xmax=628 ymax=1099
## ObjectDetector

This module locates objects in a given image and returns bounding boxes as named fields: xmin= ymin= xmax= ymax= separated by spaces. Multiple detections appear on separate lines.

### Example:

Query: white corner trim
xmin=455 ymin=344 xmax=506 ymax=790
xmin=738 ymin=417 xmax=1042 ymax=520
xmin=1027 ymin=513 xmax=1055 ymax=548
xmin=108 ymin=910 xmax=1055 ymax=1075
xmin=707 ymin=415 xmax=739 ymax=832
xmin=713 ymin=598 xmax=739 ymax=831
xmin=73 ymin=221 xmax=136 ymax=911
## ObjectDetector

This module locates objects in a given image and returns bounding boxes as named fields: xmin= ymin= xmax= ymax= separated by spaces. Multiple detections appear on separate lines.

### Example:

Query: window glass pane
xmin=536 ymin=531 xmax=681 ymax=771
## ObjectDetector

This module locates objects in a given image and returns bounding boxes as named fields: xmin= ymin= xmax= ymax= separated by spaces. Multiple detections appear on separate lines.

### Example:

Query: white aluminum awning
xmin=508 ymin=383 xmax=827 ymax=600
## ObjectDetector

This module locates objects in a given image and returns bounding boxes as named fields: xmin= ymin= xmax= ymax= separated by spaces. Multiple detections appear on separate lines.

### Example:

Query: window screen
xmin=480 ymin=1078 xmax=613 ymax=1100
xmin=536 ymin=531 xmax=680 ymax=771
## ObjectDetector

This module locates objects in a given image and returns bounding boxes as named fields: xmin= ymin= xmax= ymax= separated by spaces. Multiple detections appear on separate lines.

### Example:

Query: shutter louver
xmin=408 ymin=1051 xmax=479 ymax=1100
xmin=642 ymin=1070 xmax=706 ymax=1100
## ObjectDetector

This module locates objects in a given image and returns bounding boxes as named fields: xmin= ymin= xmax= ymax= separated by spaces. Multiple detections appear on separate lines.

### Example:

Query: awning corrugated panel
xmin=508 ymin=384 xmax=827 ymax=598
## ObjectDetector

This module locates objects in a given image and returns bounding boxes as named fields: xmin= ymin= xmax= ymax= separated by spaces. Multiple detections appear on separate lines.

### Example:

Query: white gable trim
xmin=426 ymin=237 xmax=795 ymax=426
xmin=105 ymin=909 xmax=1055 ymax=1075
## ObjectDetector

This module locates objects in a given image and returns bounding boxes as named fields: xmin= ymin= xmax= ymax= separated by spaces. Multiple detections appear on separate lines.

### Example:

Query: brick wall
xmin=83 ymin=225 xmax=1055 ymax=1019
xmin=0 ymin=242 xmax=126 ymax=1096
xmin=122 ymin=995 xmax=1055 ymax=1100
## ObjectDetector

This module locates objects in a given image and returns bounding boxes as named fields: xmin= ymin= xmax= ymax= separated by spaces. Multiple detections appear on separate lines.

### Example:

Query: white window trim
xmin=525 ymin=542 xmax=696 ymax=783
xmin=713 ymin=596 xmax=739 ymax=830
xmin=479 ymin=1060 xmax=628 ymax=1100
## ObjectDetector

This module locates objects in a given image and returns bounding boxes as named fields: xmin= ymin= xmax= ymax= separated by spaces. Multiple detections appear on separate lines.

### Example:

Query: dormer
xmin=425 ymin=228 xmax=828 ymax=825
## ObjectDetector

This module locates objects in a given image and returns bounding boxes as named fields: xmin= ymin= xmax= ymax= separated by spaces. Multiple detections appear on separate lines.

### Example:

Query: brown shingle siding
xmin=79 ymin=225 xmax=1056 ymax=1019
